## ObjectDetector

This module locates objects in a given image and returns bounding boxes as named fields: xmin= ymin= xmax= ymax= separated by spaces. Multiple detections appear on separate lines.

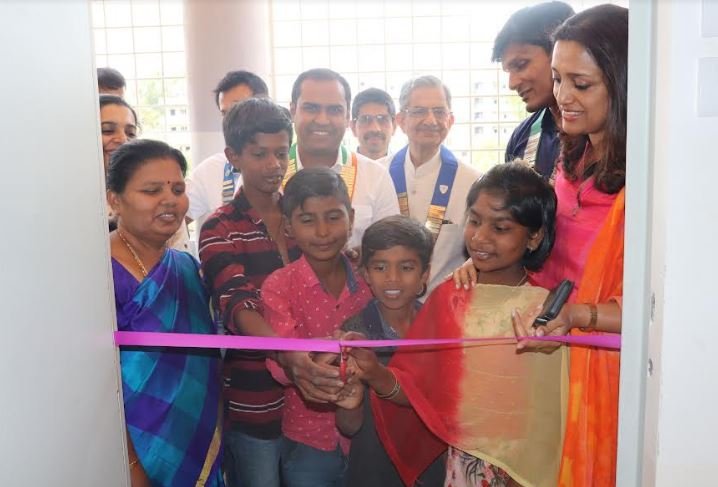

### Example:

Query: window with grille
xmin=91 ymin=0 xmax=192 ymax=163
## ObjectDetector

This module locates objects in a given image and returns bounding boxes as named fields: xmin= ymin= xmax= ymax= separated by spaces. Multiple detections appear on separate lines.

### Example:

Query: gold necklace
xmin=514 ymin=269 xmax=529 ymax=287
xmin=117 ymin=230 xmax=149 ymax=277
xmin=475 ymin=268 xmax=528 ymax=288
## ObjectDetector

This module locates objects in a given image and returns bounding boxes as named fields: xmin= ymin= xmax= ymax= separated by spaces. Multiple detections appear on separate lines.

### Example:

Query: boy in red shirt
xmin=263 ymin=167 xmax=372 ymax=487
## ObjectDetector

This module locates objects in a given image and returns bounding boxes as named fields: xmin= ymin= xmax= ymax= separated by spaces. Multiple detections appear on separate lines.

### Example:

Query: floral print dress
xmin=444 ymin=446 xmax=516 ymax=487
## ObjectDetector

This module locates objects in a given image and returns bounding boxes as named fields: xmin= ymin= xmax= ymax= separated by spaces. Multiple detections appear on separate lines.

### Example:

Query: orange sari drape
xmin=559 ymin=189 xmax=625 ymax=486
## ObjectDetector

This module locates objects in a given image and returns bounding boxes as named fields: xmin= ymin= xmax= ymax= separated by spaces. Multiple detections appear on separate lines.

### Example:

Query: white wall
xmin=616 ymin=1 xmax=654 ymax=484
xmin=643 ymin=0 xmax=718 ymax=484
xmin=0 ymin=2 xmax=128 ymax=486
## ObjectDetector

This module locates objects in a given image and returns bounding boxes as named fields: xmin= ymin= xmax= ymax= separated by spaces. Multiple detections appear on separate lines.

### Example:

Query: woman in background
xmin=100 ymin=94 xmax=138 ymax=173
xmin=100 ymin=95 xmax=138 ymax=231
xmin=100 ymin=95 xmax=190 ymax=251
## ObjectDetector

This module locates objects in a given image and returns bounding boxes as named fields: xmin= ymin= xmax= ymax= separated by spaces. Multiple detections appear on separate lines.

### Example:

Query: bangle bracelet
xmin=580 ymin=304 xmax=598 ymax=331
xmin=129 ymin=459 xmax=139 ymax=470
xmin=375 ymin=370 xmax=401 ymax=400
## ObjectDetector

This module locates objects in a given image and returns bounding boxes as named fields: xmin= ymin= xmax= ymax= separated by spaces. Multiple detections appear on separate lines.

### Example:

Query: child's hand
xmin=334 ymin=376 xmax=365 ymax=410
xmin=339 ymin=331 xmax=382 ymax=381
xmin=344 ymin=246 xmax=362 ymax=265
xmin=449 ymin=258 xmax=478 ymax=290
xmin=512 ymin=304 xmax=570 ymax=352
xmin=312 ymin=351 xmax=340 ymax=367
xmin=276 ymin=351 xmax=343 ymax=403
xmin=347 ymin=347 xmax=382 ymax=382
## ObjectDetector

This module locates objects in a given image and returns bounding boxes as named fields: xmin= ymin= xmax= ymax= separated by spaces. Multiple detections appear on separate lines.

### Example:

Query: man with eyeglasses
xmin=285 ymin=68 xmax=399 ymax=249
xmin=494 ymin=1 xmax=575 ymax=178
xmin=380 ymin=75 xmax=481 ymax=296
xmin=350 ymin=88 xmax=397 ymax=160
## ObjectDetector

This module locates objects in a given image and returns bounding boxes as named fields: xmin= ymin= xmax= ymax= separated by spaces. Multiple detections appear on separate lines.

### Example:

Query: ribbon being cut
xmin=114 ymin=283 xmax=620 ymax=487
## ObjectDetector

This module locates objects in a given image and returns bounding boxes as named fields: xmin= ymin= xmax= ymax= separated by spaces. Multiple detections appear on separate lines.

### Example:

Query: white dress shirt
xmin=186 ymin=151 xmax=242 ymax=235
xmin=295 ymin=147 xmax=400 ymax=249
xmin=380 ymin=148 xmax=482 ymax=294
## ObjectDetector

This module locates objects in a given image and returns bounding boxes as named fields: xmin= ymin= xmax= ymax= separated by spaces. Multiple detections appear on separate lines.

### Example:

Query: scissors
xmin=339 ymin=347 xmax=348 ymax=382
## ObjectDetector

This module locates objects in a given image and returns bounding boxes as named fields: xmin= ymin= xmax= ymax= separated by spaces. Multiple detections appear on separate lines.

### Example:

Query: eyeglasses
xmin=404 ymin=106 xmax=451 ymax=120
xmin=354 ymin=114 xmax=393 ymax=127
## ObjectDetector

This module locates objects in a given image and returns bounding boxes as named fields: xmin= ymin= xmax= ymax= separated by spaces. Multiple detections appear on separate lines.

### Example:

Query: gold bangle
xmin=580 ymin=304 xmax=598 ymax=331
xmin=129 ymin=459 xmax=139 ymax=470
xmin=375 ymin=370 xmax=401 ymax=400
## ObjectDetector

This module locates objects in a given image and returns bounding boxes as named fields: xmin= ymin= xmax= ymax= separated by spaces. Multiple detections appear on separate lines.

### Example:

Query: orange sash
xmin=559 ymin=189 xmax=625 ymax=486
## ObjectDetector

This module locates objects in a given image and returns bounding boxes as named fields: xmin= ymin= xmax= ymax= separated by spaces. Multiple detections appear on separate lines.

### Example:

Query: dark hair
xmin=398 ymin=75 xmax=451 ymax=110
xmin=99 ymin=94 xmax=139 ymax=127
xmin=213 ymin=70 xmax=269 ymax=108
xmin=291 ymin=68 xmax=351 ymax=112
xmin=107 ymin=139 xmax=187 ymax=193
xmin=351 ymin=88 xmax=396 ymax=120
xmin=282 ymin=167 xmax=351 ymax=218
xmin=491 ymin=2 xmax=575 ymax=62
xmin=223 ymin=98 xmax=293 ymax=154
xmin=361 ymin=216 xmax=434 ymax=272
xmin=554 ymin=4 xmax=628 ymax=194
xmin=465 ymin=163 xmax=557 ymax=271
xmin=97 ymin=67 xmax=126 ymax=91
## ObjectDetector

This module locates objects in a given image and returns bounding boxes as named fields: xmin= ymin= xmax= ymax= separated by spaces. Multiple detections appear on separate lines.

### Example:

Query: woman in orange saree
xmin=516 ymin=5 xmax=629 ymax=486
xmin=450 ymin=6 xmax=628 ymax=485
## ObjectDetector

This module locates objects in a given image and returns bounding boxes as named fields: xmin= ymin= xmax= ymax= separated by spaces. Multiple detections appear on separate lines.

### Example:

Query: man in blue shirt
xmin=493 ymin=2 xmax=574 ymax=178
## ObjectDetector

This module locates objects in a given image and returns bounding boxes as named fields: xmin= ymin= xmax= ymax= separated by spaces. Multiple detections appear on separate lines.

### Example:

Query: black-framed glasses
xmin=404 ymin=106 xmax=451 ymax=120
xmin=354 ymin=114 xmax=393 ymax=126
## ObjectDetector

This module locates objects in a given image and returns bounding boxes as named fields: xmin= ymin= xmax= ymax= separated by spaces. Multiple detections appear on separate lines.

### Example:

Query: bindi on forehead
xmin=140 ymin=180 xmax=180 ymax=186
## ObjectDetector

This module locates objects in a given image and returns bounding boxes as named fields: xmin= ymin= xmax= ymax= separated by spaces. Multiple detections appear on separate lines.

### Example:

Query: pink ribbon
xmin=114 ymin=331 xmax=620 ymax=351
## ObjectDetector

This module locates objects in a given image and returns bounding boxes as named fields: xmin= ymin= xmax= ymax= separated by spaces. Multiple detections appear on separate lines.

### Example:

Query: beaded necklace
xmin=117 ymin=230 xmax=149 ymax=277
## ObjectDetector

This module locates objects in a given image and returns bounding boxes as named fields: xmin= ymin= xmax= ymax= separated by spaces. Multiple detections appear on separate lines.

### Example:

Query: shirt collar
xmin=372 ymin=300 xmax=400 ymax=340
xmin=370 ymin=299 xmax=422 ymax=339
xmin=232 ymin=187 xmax=252 ymax=213
xmin=405 ymin=147 xmax=442 ymax=175
xmin=541 ymin=108 xmax=557 ymax=131
xmin=297 ymin=253 xmax=360 ymax=294
xmin=232 ymin=187 xmax=283 ymax=227
xmin=295 ymin=145 xmax=343 ymax=172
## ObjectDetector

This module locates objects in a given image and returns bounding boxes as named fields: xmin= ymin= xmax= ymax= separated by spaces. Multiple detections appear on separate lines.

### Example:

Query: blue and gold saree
xmin=113 ymin=249 xmax=223 ymax=487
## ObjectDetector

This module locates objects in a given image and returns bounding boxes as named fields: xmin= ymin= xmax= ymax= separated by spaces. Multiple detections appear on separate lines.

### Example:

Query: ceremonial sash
xmin=523 ymin=108 xmax=546 ymax=168
xmin=222 ymin=160 xmax=236 ymax=204
xmin=282 ymin=145 xmax=358 ymax=200
xmin=389 ymin=145 xmax=458 ymax=239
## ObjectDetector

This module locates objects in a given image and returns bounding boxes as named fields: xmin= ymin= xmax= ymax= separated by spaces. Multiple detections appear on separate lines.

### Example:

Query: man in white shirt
xmin=350 ymin=88 xmax=396 ymax=160
xmin=186 ymin=70 xmax=269 ymax=233
xmin=380 ymin=75 xmax=481 ymax=295
xmin=288 ymin=68 xmax=399 ymax=248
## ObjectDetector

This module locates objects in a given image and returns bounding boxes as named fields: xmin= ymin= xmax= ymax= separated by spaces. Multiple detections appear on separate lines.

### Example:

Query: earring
xmin=416 ymin=283 xmax=427 ymax=297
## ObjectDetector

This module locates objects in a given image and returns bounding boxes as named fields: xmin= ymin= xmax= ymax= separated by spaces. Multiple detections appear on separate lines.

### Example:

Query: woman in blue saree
xmin=107 ymin=139 xmax=223 ymax=487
